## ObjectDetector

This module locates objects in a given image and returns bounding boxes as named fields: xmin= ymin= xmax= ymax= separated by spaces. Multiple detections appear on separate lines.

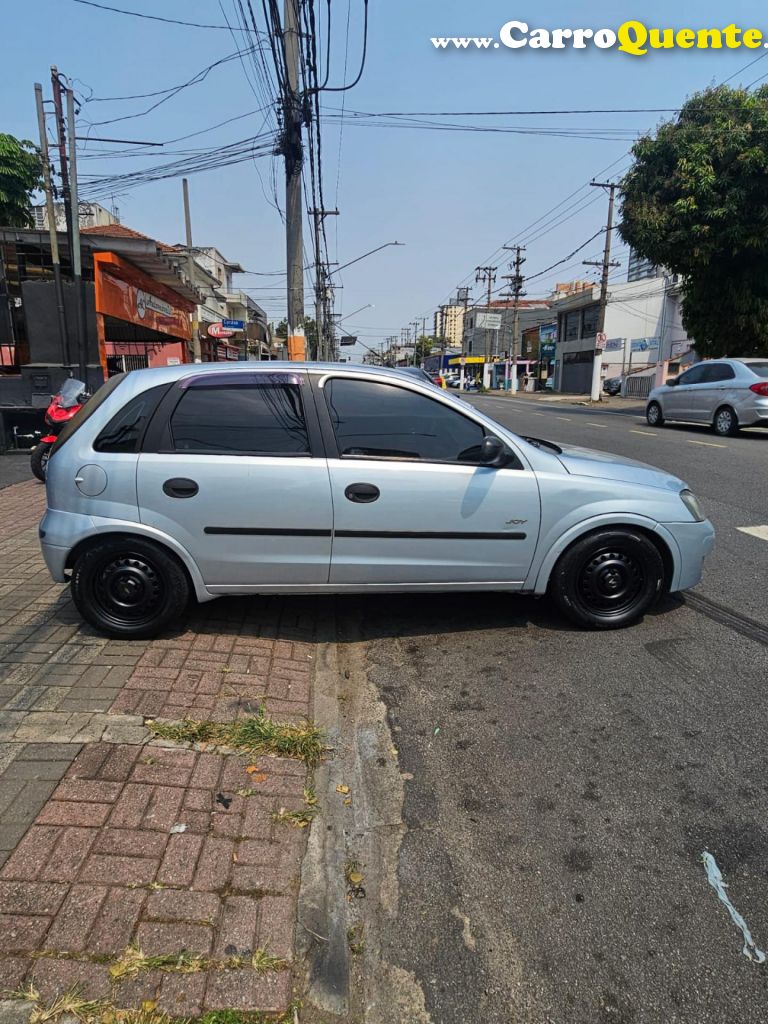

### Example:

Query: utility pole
xmin=34 ymin=82 xmax=70 ymax=368
xmin=475 ymin=266 xmax=496 ymax=365
xmin=65 ymin=85 xmax=87 ymax=382
xmin=584 ymin=181 xmax=620 ymax=401
xmin=182 ymin=178 xmax=201 ymax=362
xmin=282 ymin=0 xmax=305 ymax=360
xmin=50 ymin=68 xmax=73 ymax=247
xmin=309 ymin=208 xmax=338 ymax=360
xmin=502 ymin=246 xmax=526 ymax=393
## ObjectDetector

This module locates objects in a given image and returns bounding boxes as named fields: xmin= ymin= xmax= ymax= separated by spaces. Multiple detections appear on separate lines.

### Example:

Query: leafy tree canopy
xmin=0 ymin=134 xmax=43 ymax=228
xmin=619 ymin=85 xmax=768 ymax=357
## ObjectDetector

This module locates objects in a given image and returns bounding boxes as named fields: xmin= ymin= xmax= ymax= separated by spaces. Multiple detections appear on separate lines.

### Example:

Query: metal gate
xmin=107 ymin=354 xmax=149 ymax=374
xmin=624 ymin=375 xmax=654 ymax=399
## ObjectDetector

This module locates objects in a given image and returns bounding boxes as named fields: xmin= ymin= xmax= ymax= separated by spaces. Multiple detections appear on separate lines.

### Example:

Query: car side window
xmin=94 ymin=385 xmax=170 ymax=453
xmin=706 ymin=364 xmax=736 ymax=383
xmin=169 ymin=383 xmax=310 ymax=455
xmin=324 ymin=378 xmax=487 ymax=463
xmin=677 ymin=365 xmax=707 ymax=386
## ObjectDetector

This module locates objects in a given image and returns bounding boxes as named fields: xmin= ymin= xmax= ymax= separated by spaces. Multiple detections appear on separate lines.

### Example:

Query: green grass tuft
xmin=146 ymin=708 xmax=324 ymax=766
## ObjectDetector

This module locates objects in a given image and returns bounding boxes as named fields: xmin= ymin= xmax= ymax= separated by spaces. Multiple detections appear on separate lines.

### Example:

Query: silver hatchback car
xmin=646 ymin=358 xmax=768 ymax=436
xmin=40 ymin=363 xmax=714 ymax=638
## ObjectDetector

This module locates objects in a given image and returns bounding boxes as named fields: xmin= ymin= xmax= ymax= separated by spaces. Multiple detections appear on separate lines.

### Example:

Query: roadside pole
xmin=283 ymin=0 xmax=305 ymax=361
xmin=585 ymin=182 xmax=620 ymax=402
xmin=50 ymin=68 xmax=73 ymax=247
xmin=503 ymin=246 xmax=526 ymax=394
xmin=65 ymin=85 xmax=87 ymax=382
xmin=182 ymin=178 xmax=201 ymax=363
xmin=34 ymin=83 xmax=70 ymax=368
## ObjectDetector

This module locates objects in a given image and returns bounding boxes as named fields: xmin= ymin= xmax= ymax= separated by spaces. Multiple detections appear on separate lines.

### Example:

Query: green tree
xmin=619 ymin=85 xmax=768 ymax=358
xmin=0 ymin=134 xmax=43 ymax=228
xmin=274 ymin=316 xmax=319 ymax=354
xmin=414 ymin=335 xmax=435 ymax=361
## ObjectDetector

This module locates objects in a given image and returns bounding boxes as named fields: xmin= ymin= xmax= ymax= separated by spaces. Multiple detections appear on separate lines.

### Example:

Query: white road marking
xmin=586 ymin=422 xmax=608 ymax=428
xmin=631 ymin=429 xmax=657 ymax=437
xmin=687 ymin=439 xmax=727 ymax=449
xmin=557 ymin=416 xmax=572 ymax=421
xmin=737 ymin=525 xmax=768 ymax=542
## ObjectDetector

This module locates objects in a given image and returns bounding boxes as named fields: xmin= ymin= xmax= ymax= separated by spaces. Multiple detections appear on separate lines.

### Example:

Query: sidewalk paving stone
xmin=0 ymin=481 xmax=320 ymax=1014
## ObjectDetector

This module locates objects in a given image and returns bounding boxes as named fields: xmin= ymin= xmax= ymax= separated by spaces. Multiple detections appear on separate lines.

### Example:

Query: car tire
xmin=646 ymin=402 xmax=664 ymax=427
xmin=713 ymin=405 xmax=739 ymax=437
xmin=71 ymin=536 xmax=191 ymax=639
xmin=549 ymin=529 xmax=665 ymax=630
xmin=30 ymin=442 xmax=52 ymax=482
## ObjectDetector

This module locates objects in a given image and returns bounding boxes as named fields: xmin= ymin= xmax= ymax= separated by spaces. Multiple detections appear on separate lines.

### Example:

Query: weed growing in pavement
xmin=146 ymin=707 xmax=325 ymax=766
xmin=272 ymin=805 xmax=317 ymax=829
xmin=346 ymin=924 xmax=365 ymax=956
xmin=108 ymin=943 xmax=289 ymax=980
xmin=108 ymin=944 xmax=210 ymax=980
xmin=7 ymin=988 xmax=303 ymax=1024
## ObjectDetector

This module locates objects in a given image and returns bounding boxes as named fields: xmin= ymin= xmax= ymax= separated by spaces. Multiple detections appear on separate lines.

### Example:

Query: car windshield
xmin=59 ymin=378 xmax=87 ymax=409
xmin=746 ymin=362 xmax=768 ymax=378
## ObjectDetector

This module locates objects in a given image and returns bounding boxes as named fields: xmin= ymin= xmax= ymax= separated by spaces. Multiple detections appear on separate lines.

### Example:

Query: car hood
xmin=554 ymin=443 xmax=685 ymax=492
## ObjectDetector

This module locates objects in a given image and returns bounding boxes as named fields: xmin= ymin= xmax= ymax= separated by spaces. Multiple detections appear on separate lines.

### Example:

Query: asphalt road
xmin=354 ymin=395 xmax=768 ymax=1024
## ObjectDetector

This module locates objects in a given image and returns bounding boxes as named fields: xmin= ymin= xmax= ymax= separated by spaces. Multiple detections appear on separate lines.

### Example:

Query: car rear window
xmin=747 ymin=362 xmax=768 ymax=378
xmin=49 ymin=373 xmax=127 ymax=461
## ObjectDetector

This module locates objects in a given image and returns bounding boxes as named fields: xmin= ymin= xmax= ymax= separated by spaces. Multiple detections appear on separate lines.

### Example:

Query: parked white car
xmin=646 ymin=359 xmax=768 ymax=436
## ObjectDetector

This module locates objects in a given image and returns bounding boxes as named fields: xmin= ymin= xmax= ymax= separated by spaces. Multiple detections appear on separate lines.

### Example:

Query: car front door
xmin=136 ymin=370 xmax=333 ymax=588
xmin=317 ymin=375 xmax=541 ymax=586
xmin=665 ymin=364 xmax=708 ymax=421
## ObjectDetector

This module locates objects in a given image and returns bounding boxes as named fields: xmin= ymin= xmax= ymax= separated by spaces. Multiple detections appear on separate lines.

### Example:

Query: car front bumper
xmin=662 ymin=519 xmax=716 ymax=592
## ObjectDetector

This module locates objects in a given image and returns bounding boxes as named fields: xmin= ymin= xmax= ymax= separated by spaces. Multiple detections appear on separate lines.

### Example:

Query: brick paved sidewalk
xmin=0 ymin=481 xmax=321 ymax=1017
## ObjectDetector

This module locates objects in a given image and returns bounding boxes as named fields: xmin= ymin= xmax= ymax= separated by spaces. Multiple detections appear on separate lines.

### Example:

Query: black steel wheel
xmin=71 ymin=537 xmax=191 ymax=639
xmin=646 ymin=402 xmax=664 ymax=427
xmin=549 ymin=529 xmax=665 ymax=630
xmin=30 ymin=441 xmax=53 ymax=482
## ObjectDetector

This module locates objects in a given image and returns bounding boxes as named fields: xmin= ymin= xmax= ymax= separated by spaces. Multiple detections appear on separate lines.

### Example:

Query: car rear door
xmin=700 ymin=362 xmax=738 ymax=423
xmin=136 ymin=370 xmax=333 ymax=588
xmin=316 ymin=374 xmax=541 ymax=586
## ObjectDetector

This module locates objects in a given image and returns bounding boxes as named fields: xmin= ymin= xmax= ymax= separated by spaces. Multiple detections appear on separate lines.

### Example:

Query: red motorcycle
xmin=31 ymin=378 xmax=89 ymax=481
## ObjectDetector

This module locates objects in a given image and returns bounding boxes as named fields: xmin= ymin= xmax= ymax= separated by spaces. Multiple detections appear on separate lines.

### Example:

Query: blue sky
xmin=2 ymin=1 xmax=766 ymax=360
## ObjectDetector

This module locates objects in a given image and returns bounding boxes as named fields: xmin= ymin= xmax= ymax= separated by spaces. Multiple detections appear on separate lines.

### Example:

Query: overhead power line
xmin=68 ymin=0 xmax=264 ymax=31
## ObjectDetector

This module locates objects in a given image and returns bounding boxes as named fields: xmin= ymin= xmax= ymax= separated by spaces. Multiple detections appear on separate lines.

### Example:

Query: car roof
xmin=120 ymin=361 xmax=428 ymax=387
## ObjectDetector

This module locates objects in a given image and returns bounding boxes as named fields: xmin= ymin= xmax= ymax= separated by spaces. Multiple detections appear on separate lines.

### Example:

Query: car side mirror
xmin=479 ymin=435 xmax=509 ymax=467
xmin=666 ymin=377 xmax=679 ymax=387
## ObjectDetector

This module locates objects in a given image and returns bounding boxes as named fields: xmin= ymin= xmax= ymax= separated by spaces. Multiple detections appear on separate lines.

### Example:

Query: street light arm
xmin=329 ymin=242 xmax=404 ymax=278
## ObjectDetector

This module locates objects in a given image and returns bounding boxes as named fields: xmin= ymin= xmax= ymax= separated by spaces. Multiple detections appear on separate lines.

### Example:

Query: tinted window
xmin=704 ymin=364 xmax=736 ymax=383
xmin=50 ymin=373 xmax=126 ymax=461
xmin=747 ymin=362 xmax=768 ymax=378
xmin=94 ymin=384 xmax=169 ymax=453
xmin=564 ymin=311 xmax=580 ymax=341
xmin=581 ymin=304 xmax=600 ymax=337
xmin=170 ymin=384 xmax=309 ymax=454
xmin=325 ymin=379 xmax=486 ymax=462
xmin=677 ymin=365 xmax=708 ymax=385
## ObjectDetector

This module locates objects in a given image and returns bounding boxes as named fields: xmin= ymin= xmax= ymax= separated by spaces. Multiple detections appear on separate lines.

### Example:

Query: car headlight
xmin=680 ymin=489 xmax=705 ymax=522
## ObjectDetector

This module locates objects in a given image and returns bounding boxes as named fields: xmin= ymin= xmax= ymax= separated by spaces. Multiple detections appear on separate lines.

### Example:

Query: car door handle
xmin=344 ymin=482 xmax=380 ymax=504
xmin=163 ymin=478 xmax=199 ymax=499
